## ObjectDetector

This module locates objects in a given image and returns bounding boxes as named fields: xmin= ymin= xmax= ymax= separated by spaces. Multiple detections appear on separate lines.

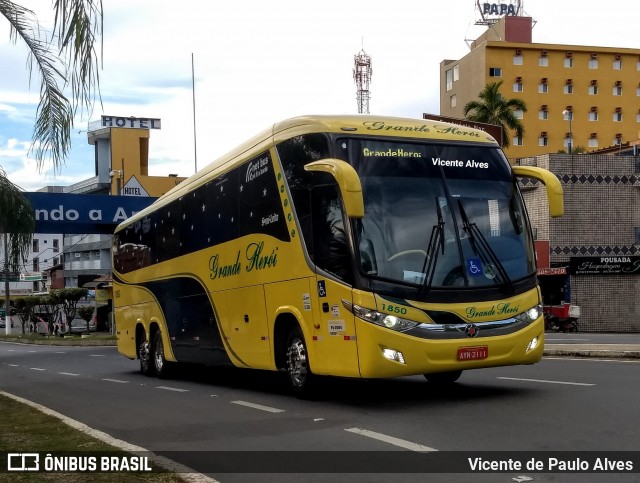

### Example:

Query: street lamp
xmin=109 ymin=169 xmax=124 ymax=195
xmin=562 ymin=109 xmax=573 ymax=155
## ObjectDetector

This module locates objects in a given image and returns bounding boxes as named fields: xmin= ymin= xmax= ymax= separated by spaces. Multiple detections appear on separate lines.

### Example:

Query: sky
xmin=1 ymin=0 xmax=638 ymax=192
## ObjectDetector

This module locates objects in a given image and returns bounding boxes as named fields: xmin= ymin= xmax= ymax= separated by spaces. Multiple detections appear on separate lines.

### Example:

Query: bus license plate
xmin=457 ymin=346 xmax=488 ymax=361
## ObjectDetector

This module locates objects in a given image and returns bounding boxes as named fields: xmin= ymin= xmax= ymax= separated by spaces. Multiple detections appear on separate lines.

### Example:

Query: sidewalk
xmin=543 ymin=332 xmax=640 ymax=359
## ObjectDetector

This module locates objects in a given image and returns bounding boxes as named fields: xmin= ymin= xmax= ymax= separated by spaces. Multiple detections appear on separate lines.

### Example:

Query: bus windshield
xmin=338 ymin=138 xmax=535 ymax=290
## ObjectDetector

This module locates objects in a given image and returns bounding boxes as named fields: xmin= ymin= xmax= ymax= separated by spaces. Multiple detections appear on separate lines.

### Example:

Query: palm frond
xmin=1 ymin=0 xmax=102 ymax=171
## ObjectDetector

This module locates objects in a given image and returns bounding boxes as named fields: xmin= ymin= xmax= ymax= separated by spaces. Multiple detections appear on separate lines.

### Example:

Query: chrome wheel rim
xmin=139 ymin=340 xmax=150 ymax=372
xmin=154 ymin=335 xmax=164 ymax=373
xmin=286 ymin=337 xmax=307 ymax=388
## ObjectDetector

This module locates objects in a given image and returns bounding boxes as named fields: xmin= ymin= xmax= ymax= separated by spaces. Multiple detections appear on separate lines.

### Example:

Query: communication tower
xmin=353 ymin=49 xmax=373 ymax=114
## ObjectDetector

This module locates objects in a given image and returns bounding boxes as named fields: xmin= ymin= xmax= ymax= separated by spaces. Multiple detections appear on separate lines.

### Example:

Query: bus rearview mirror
xmin=512 ymin=166 xmax=564 ymax=218
xmin=304 ymin=158 xmax=365 ymax=218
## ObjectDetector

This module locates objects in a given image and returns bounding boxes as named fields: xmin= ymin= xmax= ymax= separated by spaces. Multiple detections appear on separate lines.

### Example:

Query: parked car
xmin=0 ymin=309 xmax=15 ymax=328
xmin=69 ymin=318 xmax=97 ymax=333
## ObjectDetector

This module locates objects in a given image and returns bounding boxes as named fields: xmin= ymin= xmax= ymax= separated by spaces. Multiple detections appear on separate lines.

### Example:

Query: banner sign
xmin=569 ymin=256 xmax=640 ymax=275
xmin=24 ymin=192 xmax=157 ymax=234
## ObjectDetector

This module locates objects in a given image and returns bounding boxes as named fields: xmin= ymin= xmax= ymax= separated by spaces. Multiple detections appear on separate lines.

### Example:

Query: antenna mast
xmin=353 ymin=49 xmax=373 ymax=114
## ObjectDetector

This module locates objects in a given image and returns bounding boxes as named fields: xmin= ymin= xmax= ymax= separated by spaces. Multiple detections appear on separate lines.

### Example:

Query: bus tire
xmin=153 ymin=330 xmax=172 ymax=379
xmin=139 ymin=337 xmax=155 ymax=377
xmin=285 ymin=326 xmax=316 ymax=398
xmin=424 ymin=370 xmax=462 ymax=385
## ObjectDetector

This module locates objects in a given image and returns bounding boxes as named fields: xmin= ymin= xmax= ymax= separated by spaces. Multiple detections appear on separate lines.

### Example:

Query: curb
xmin=544 ymin=349 xmax=640 ymax=359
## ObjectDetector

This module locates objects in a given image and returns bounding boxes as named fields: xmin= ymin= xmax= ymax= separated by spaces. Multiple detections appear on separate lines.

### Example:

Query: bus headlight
xmin=342 ymin=301 xmax=419 ymax=332
xmin=515 ymin=304 xmax=543 ymax=324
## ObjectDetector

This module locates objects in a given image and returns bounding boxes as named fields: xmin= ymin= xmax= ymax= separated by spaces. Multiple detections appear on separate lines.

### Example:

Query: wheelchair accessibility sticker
xmin=466 ymin=258 xmax=483 ymax=277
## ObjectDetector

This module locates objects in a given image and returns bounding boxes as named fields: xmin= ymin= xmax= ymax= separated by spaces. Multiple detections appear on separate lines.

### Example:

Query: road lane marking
xmin=90 ymin=354 xmax=105 ymax=357
xmin=498 ymin=377 xmax=595 ymax=386
xmin=29 ymin=367 xmax=46 ymax=371
xmin=230 ymin=400 xmax=285 ymax=413
xmin=7 ymin=364 xmax=19 ymax=367
xmin=102 ymin=378 xmax=130 ymax=384
xmin=345 ymin=428 xmax=437 ymax=452
xmin=156 ymin=386 xmax=189 ymax=393
xmin=59 ymin=372 xmax=80 ymax=376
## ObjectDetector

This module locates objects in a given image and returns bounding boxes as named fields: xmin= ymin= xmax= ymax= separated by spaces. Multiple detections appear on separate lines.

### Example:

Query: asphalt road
xmin=1 ymin=341 xmax=639 ymax=482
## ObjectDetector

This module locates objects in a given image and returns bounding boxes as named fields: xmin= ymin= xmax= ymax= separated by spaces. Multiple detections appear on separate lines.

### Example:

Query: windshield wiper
xmin=419 ymin=198 xmax=446 ymax=295
xmin=457 ymin=199 xmax=514 ymax=295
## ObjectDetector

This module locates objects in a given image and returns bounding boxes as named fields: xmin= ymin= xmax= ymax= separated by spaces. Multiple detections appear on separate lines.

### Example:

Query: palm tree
xmin=1 ymin=1 xmax=102 ymax=330
xmin=1 ymin=0 xmax=103 ymax=170
xmin=463 ymin=80 xmax=527 ymax=148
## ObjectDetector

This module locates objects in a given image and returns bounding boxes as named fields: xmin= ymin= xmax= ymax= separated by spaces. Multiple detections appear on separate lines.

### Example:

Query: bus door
xmin=310 ymin=185 xmax=360 ymax=377
xmin=213 ymin=286 xmax=271 ymax=370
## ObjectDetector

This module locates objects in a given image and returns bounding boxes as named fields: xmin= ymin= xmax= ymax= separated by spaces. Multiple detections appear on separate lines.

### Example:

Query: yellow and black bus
xmin=112 ymin=115 xmax=563 ymax=397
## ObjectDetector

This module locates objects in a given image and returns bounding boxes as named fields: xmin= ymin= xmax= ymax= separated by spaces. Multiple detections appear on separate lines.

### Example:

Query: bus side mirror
xmin=512 ymin=166 xmax=564 ymax=218
xmin=304 ymin=158 xmax=364 ymax=218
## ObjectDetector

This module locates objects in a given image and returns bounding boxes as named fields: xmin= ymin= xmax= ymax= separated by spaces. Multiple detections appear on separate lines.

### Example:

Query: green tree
xmin=50 ymin=288 xmax=88 ymax=332
xmin=77 ymin=305 xmax=94 ymax=334
xmin=463 ymin=80 xmax=527 ymax=148
xmin=13 ymin=295 xmax=41 ymax=334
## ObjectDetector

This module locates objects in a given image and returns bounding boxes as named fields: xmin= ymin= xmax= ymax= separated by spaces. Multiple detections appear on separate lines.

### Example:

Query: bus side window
xmin=311 ymin=185 xmax=352 ymax=284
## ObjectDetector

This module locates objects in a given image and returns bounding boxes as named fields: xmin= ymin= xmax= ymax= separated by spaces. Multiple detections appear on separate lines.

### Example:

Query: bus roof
xmin=115 ymin=114 xmax=499 ymax=233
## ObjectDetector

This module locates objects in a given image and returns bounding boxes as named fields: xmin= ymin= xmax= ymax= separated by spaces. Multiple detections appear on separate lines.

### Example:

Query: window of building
xmin=637 ymin=86 xmax=640 ymax=97
xmin=613 ymin=112 xmax=622 ymax=122
xmin=32 ymin=258 xmax=39 ymax=272
xmin=589 ymin=58 xmax=598 ymax=69
xmin=513 ymin=82 xmax=523 ymax=92
xmin=637 ymin=112 xmax=640 ymax=123
xmin=588 ymin=138 xmax=598 ymax=148
xmin=613 ymin=59 xmax=622 ymax=70
xmin=589 ymin=111 xmax=598 ymax=121
xmin=53 ymin=257 xmax=59 ymax=266
xmin=539 ymin=110 xmax=548 ymax=120
xmin=513 ymin=55 xmax=523 ymax=65
xmin=53 ymin=239 xmax=59 ymax=252
xmin=453 ymin=64 xmax=459 ymax=82
xmin=32 ymin=239 xmax=39 ymax=252
xmin=538 ymin=56 xmax=548 ymax=67
xmin=564 ymin=57 xmax=573 ymax=68
xmin=538 ymin=83 xmax=548 ymax=93
xmin=489 ymin=67 xmax=502 ymax=77
xmin=613 ymin=136 xmax=622 ymax=145
xmin=564 ymin=138 xmax=572 ymax=150
xmin=538 ymin=136 xmax=548 ymax=147
xmin=513 ymin=109 xmax=524 ymax=119
xmin=589 ymin=85 xmax=598 ymax=95
xmin=564 ymin=84 xmax=573 ymax=94
xmin=446 ymin=68 xmax=453 ymax=91
xmin=449 ymin=94 xmax=456 ymax=108
xmin=613 ymin=85 xmax=622 ymax=96
xmin=513 ymin=136 xmax=523 ymax=146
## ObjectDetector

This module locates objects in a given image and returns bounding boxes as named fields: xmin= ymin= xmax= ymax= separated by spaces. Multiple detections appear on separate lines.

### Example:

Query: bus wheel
xmin=424 ymin=370 xmax=462 ymax=385
xmin=153 ymin=331 xmax=171 ymax=378
xmin=139 ymin=337 xmax=155 ymax=376
xmin=285 ymin=327 xmax=316 ymax=398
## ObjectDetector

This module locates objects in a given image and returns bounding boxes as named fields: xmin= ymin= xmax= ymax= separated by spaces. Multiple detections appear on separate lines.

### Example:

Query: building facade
xmin=440 ymin=16 xmax=640 ymax=160
xmin=518 ymin=153 xmax=640 ymax=332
